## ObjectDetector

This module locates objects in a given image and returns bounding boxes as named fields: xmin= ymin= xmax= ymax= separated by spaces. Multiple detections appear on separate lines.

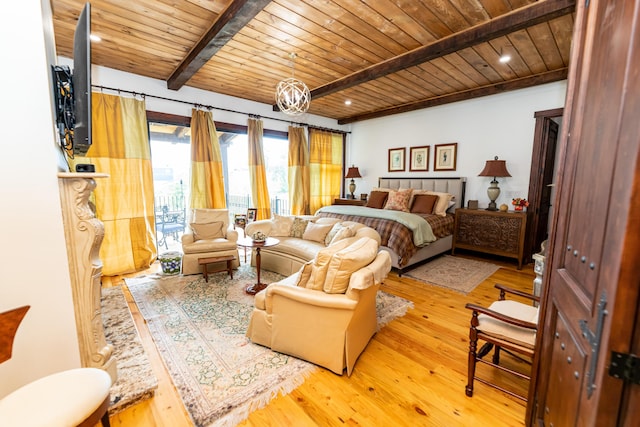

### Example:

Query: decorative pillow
xmin=271 ymin=214 xmax=294 ymax=236
xmin=384 ymin=188 xmax=413 ymax=212
xmin=366 ymin=191 xmax=389 ymax=209
xmin=302 ymin=222 xmax=334 ymax=243
xmin=324 ymin=223 xmax=345 ymax=245
xmin=289 ymin=217 xmax=309 ymax=238
xmin=305 ymin=238 xmax=355 ymax=291
xmin=427 ymin=191 xmax=454 ymax=216
xmin=323 ymin=237 xmax=379 ymax=294
xmin=190 ymin=221 xmax=224 ymax=241
xmin=411 ymin=194 xmax=439 ymax=214
xmin=329 ymin=225 xmax=356 ymax=245
xmin=446 ymin=200 xmax=457 ymax=213
xmin=295 ymin=261 xmax=314 ymax=287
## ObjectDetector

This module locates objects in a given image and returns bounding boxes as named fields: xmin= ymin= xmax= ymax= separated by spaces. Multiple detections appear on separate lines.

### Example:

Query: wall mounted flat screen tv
xmin=52 ymin=2 xmax=92 ymax=159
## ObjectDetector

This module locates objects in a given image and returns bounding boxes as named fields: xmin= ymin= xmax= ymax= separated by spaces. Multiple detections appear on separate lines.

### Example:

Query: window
xmin=147 ymin=113 xmax=291 ymax=252
xmin=149 ymin=121 xmax=190 ymax=251
xmin=221 ymin=131 xmax=290 ymax=217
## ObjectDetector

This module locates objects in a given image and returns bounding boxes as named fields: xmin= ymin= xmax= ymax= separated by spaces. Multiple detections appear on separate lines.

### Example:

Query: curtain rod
xmin=92 ymin=84 xmax=350 ymax=134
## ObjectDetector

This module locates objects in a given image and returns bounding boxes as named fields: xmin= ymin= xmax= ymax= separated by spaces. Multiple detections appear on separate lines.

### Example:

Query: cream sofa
xmin=244 ymin=215 xmax=381 ymax=276
xmin=246 ymin=237 xmax=392 ymax=375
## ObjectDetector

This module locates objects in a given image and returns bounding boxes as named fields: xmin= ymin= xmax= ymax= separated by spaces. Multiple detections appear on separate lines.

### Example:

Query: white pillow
xmin=305 ymin=238 xmax=355 ymax=290
xmin=323 ymin=238 xmax=379 ymax=294
xmin=271 ymin=214 xmax=294 ymax=236
xmin=329 ymin=226 xmax=355 ymax=245
xmin=302 ymin=222 xmax=334 ymax=243
xmin=324 ymin=223 xmax=344 ymax=246
xmin=190 ymin=221 xmax=224 ymax=241
xmin=427 ymin=191 xmax=454 ymax=216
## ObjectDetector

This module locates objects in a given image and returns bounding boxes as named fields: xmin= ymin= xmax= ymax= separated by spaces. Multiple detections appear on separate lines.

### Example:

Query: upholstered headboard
xmin=377 ymin=177 xmax=467 ymax=209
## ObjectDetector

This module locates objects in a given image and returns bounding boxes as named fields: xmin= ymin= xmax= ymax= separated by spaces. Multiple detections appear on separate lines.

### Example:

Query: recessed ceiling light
xmin=499 ymin=54 xmax=511 ymax=63
xmin=90 ymin=34 xmax=102 ymax=42
xmin=344 ymin=100 xmax=352 ymax=106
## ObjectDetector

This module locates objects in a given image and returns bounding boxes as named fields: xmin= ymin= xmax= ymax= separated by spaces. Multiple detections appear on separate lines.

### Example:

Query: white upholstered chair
xmin=0 ymin=306 xmax=112 ymax=427
xmin=246 ymin=237 xmax=392 ymax=376
xmin=181 ymin=208 xmax=240 ymax=275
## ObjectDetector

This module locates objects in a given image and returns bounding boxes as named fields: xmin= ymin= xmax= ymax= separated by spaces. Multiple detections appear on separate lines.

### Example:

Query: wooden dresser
xmin=452 ymin=208 xmax=527 ymax=269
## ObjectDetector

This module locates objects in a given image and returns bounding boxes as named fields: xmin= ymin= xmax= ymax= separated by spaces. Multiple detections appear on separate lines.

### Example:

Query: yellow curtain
xmin=248 ymin=118 xmax=271 ymax=220
xmin=288 ymin=126 xmax=310 ymax=215
xmin=190 ymin=109 xmax=226 ymax=209
xmin=309 ymin=129 xmax=343 ymax=214
xmin=70 ymin=93 xmax=156 ymax=276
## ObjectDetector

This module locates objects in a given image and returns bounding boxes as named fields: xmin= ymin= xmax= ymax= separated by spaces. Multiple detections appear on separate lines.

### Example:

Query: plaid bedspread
xmin=316 ymin=212 xmax=454 ymax=267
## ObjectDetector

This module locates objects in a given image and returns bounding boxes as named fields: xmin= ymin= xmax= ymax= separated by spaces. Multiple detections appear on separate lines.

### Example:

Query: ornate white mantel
xmin=58 ymin=172 xmax=117 ymax=382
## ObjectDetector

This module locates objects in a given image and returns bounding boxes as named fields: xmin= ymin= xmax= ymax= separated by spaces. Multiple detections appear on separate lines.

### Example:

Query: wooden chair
xmin=464 ymin=284 xmax=539 ymax=401
xmin=0 ymin=306 xmax=112 ymax=426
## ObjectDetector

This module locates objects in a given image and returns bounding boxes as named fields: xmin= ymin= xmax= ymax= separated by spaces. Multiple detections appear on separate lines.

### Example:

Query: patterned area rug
xmin=101 ymin=286 xmax=158 ymax=413
xmin=404 ymin=255 xmax=500 ymax=294
xmin=125 ymin=264 xmax=412 ymax=427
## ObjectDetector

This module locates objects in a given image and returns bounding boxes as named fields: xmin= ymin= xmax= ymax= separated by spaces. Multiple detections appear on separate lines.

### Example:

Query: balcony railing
xmin=154 ymin=194 xmax=290 ymax=220
xmin=227 ymin=194 xmax=290 ymax=218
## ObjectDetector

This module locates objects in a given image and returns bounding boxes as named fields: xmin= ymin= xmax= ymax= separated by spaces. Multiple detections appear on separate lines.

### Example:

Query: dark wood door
xmin=527 ymin=113 xmax=560 ymax=260
xmin=535 ymin=118 xmax=557 ymax=248
xmin=528 ymin=0 xmax=640 ymax=425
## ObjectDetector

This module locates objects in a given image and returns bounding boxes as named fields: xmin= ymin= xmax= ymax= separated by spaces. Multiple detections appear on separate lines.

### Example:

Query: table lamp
xmin=478 ymin=156 xmax=511 ymax=211
xmin=345 ymin=165 xmax=362 ymax=199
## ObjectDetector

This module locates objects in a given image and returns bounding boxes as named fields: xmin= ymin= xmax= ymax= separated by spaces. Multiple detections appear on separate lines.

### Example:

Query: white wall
xmin=348 ymin=82 xmax=567 ymax=209
xmin=0 ymin=0 xmax=81 ymax=396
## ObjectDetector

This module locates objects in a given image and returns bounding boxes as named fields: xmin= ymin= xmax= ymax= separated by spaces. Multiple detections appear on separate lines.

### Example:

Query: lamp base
xmin=348 ymin=179 xmax=356 ymax=200
xmin=486 ymin=180 xmax=500 ymax=211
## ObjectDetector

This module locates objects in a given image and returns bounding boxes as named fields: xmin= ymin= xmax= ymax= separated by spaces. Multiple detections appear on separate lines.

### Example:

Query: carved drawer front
xmin=456 ymin=214 xmax=521 ymax=253
xmin=452 ymin=209 xmax=527 ymax=269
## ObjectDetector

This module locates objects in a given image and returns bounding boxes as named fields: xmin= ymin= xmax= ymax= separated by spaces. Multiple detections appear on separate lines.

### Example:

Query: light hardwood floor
xmin=101 ymin=252 xmax=535 ymax=427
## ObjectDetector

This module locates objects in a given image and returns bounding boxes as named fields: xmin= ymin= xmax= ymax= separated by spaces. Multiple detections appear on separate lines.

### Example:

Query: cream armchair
xmin=181 ymin=208 xmax=240 ymax=275
xmin=246 ymin=237 xmax=392 ymax=376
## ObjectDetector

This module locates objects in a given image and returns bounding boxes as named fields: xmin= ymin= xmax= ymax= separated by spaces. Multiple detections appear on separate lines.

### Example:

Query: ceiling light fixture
xmin=344 ymin=100 xmax=352 ymax=106
xmin=498 ymin=48 xmax=511 ymax=63
xmin=89 ymin=34 xmax=101 ymax=42
xmin=275 ymin=53 xmax=310 ymax=116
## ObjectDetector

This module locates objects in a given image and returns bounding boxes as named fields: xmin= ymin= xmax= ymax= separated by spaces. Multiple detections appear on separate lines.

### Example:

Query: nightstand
xmin=333 ymin=198 xmax=366 ymax=206
xmin=452 ymin=208 xmax=527 ymax=269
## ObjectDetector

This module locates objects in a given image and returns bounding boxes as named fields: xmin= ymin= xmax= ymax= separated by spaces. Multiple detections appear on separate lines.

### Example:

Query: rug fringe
xmin=377 ymin=302 xmax=414 ymax=331
xmin=205 ymin=366 xmax=318 ymax=427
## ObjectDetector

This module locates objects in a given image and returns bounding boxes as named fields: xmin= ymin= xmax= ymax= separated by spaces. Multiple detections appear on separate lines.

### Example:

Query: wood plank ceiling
xmin=51 ymin=0 xmax=575 ymax=124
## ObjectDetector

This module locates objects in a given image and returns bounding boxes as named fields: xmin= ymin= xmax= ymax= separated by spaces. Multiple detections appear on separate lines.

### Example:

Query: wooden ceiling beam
xmin=337 ymin=68 xmax=569 ymax=124
xmin=167 ymin=0 xmax=271 ymax=90
xmin=312 ymin=0 xmax=576 ymax=100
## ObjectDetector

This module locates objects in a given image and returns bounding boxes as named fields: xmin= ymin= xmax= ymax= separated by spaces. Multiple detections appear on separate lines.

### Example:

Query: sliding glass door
xmin=148 ymin=115 xmax=291 ymax=252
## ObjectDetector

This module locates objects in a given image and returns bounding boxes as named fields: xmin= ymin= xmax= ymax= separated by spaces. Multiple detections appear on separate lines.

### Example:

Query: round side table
xmin=237 ymin=237 xmax=280 ymax=295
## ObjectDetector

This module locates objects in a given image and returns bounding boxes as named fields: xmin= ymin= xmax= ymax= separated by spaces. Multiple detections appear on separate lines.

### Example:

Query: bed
xmin=315 ymin=177 xmax=466 ymax=274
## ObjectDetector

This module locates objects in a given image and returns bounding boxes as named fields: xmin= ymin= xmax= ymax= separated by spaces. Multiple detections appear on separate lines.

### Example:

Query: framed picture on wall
xmin=434 ymin=143 xmax=458 ymax=171
xmin=409 ymin=146 xmax=429 ymax=171
xmin=388 ymin=147 xmax=406 ymax=172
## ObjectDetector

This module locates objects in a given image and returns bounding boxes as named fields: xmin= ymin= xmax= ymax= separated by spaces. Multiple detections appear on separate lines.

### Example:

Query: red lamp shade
xmin=345 ymin=166 xmax=362 ymax=179
xmin=478 ymin=156 xmax=511 ymax=178
xmin=478 ymin=156 xmax=511 ymax=211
